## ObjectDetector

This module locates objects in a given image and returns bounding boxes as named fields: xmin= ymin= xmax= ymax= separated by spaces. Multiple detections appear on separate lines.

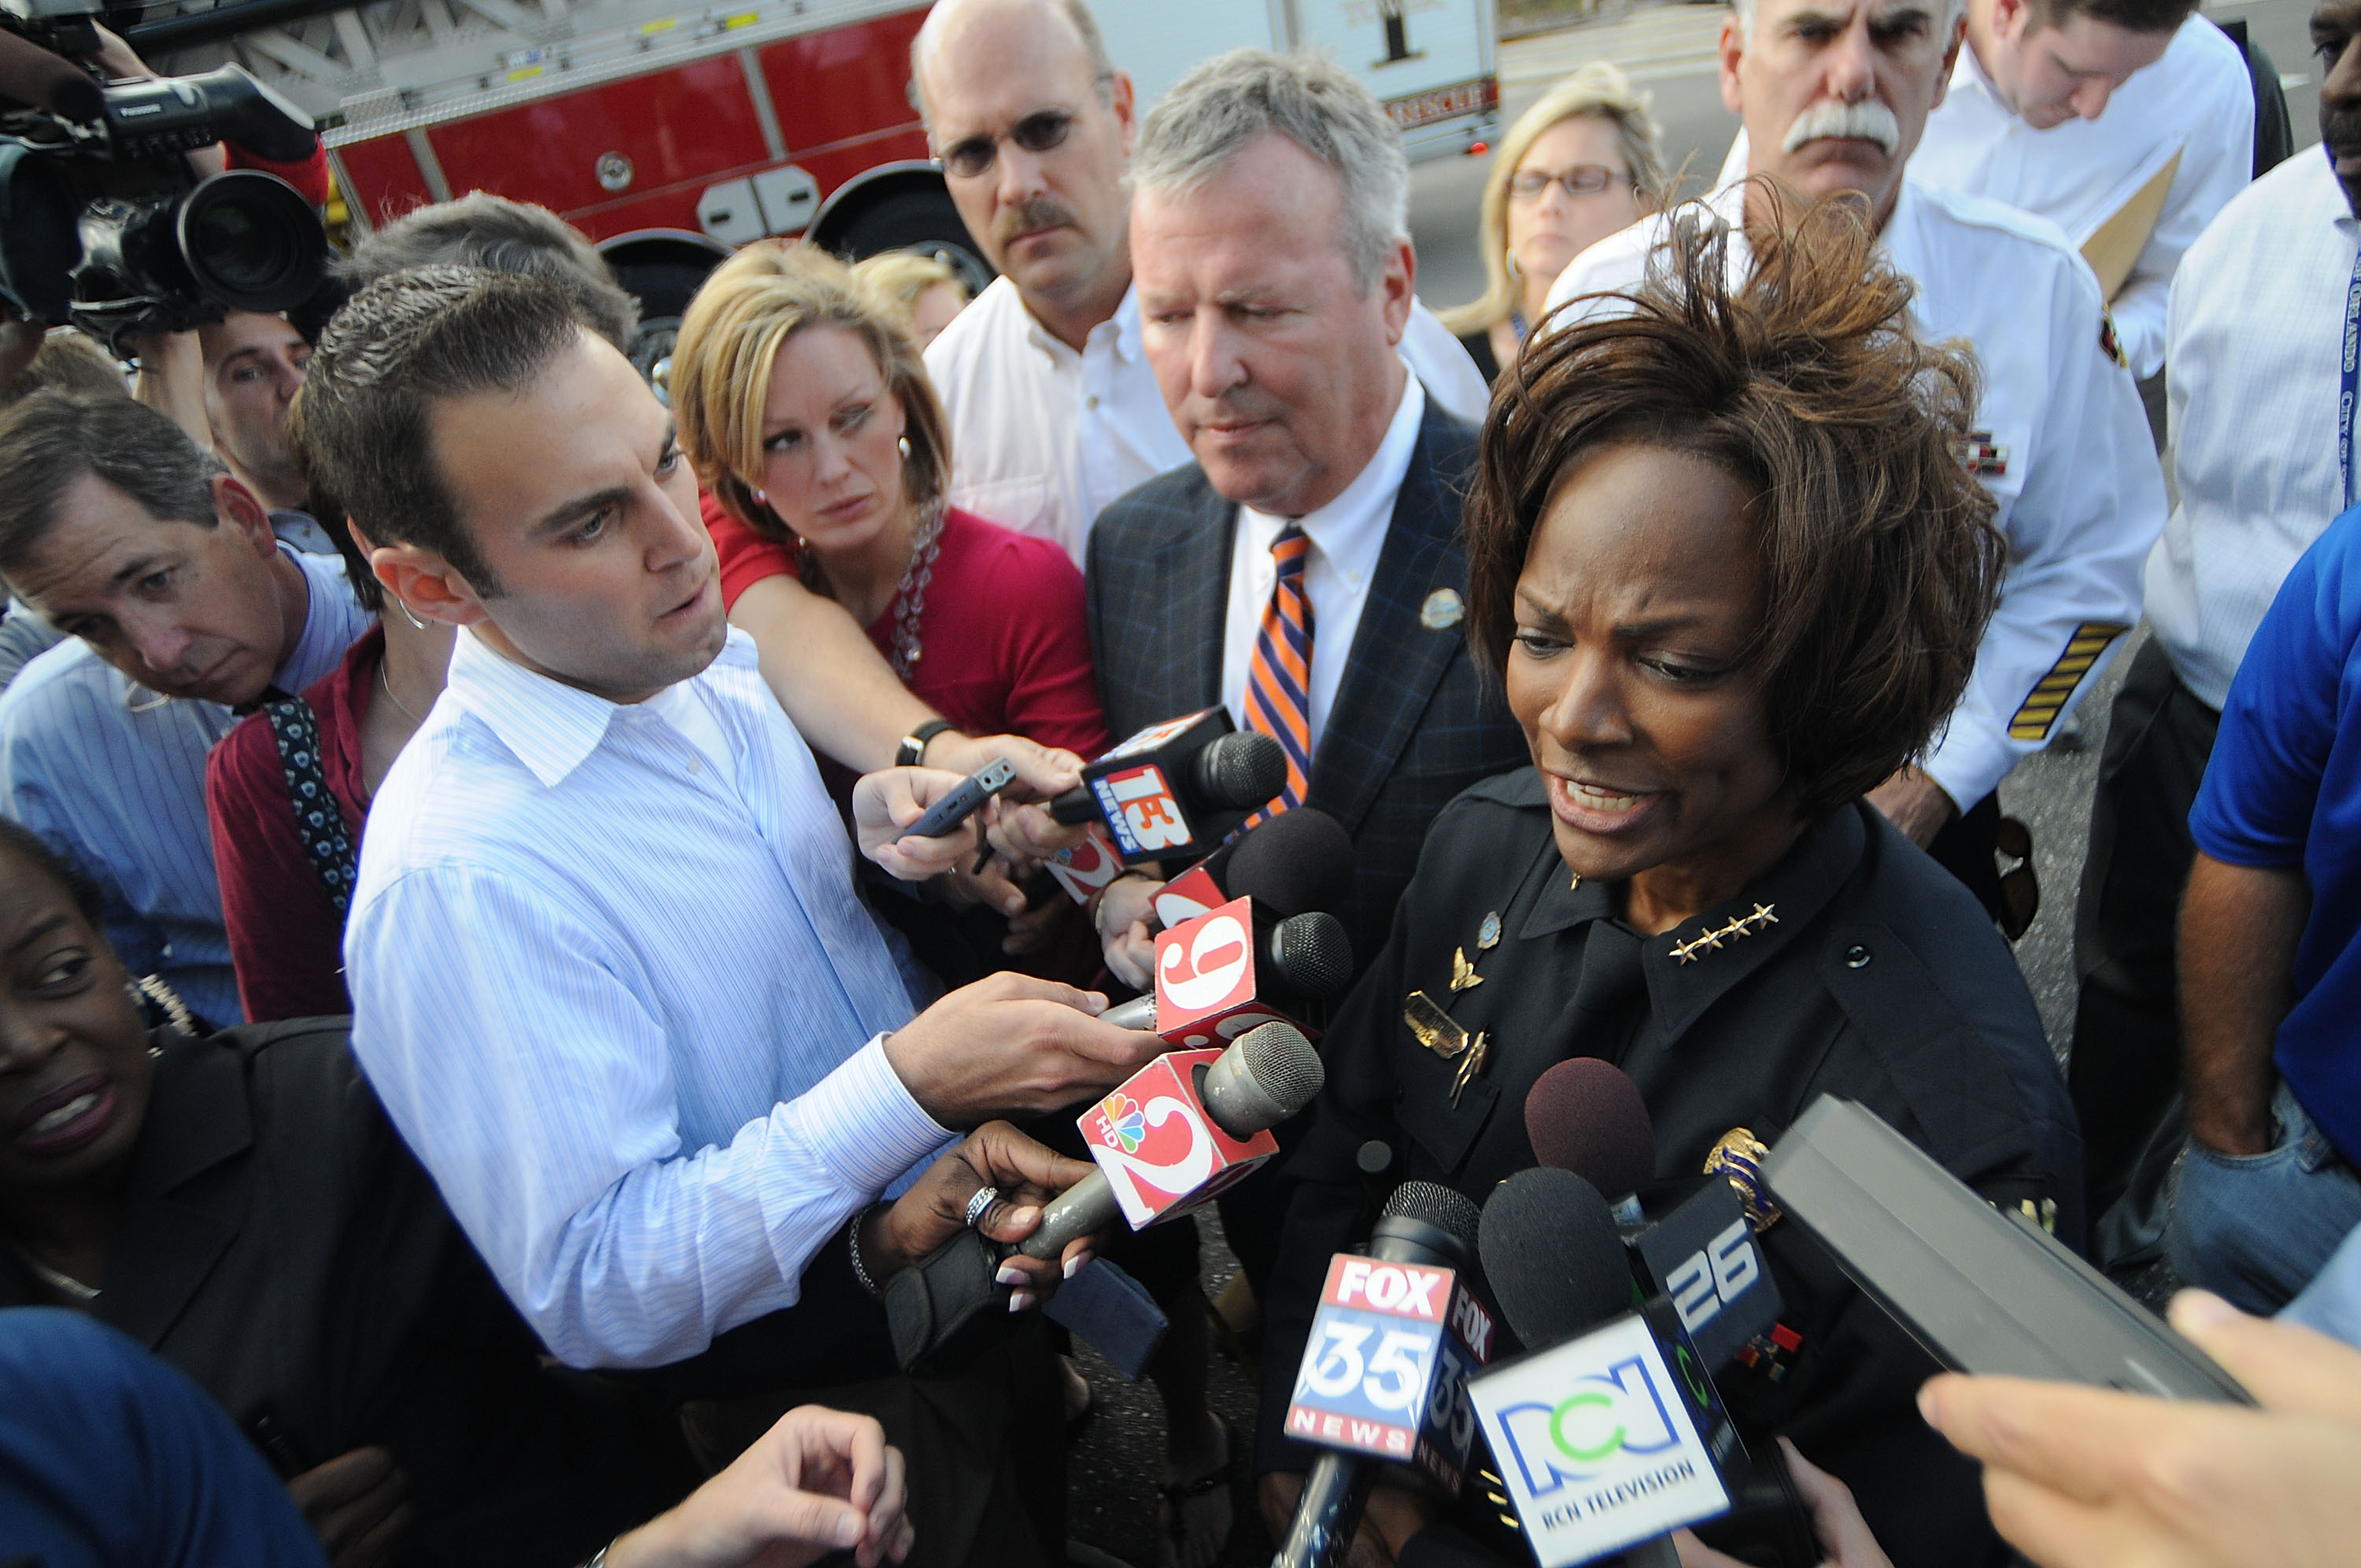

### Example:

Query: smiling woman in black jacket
xmin=0 ymin=817 xmax=696 ymax=1566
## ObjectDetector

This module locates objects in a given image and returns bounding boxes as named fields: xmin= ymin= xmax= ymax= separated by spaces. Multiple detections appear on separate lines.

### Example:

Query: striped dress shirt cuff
xmin=776 ymin=1031 xmax=955 ymax=1201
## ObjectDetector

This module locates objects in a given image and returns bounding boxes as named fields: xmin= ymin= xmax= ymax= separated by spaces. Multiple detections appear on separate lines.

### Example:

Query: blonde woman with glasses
xmin=1439 ymin=62 xmax=1668 ymax=383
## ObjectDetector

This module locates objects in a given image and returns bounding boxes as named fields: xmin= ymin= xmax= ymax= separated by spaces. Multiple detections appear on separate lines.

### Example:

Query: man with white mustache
xmin=1718 ymin=0 xmax=2256 ymax=381
xmin=1549 ymin=0 xmax=2165 ymax=926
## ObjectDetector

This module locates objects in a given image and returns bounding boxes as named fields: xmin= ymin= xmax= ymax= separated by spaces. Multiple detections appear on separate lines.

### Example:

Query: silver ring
xmin=962 ymin=1186 xmax=999 ymax=1229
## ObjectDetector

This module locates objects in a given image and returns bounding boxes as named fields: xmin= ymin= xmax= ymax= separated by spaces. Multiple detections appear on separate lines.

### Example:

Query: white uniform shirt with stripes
xmin=344 ymin=625 xmax=951 ymax=1370
xmin=1717 ymin=18 xmax=2254 ymax=378
xmin=1548 ymin=178 xmax=2165 ymax=809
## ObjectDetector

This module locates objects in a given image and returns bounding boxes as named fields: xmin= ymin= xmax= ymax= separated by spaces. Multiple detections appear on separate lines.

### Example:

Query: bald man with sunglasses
xmin=911 ymin=0 xmax=1491 ymax=567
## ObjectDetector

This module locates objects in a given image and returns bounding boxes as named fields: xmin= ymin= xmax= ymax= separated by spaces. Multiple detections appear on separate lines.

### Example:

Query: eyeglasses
xmin=1509 ymin=164 xmax=1635 ymax=201
xmin=938 ymin=109 xmax=1081 ymax=180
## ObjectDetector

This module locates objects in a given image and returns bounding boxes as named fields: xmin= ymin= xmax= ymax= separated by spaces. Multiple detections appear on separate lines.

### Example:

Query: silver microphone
xmin=1018 ymin=1020 xmax=1324 ymax=1259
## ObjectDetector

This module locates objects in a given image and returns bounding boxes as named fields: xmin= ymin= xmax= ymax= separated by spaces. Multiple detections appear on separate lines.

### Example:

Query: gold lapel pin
xmin=1403 ymin=991 xmax=1469 ymax=1060
xmin=1450 ymin=1031 xmax=1490 ymax=1108
xmin=1450 ymin=946 xmax=1483 ymax=993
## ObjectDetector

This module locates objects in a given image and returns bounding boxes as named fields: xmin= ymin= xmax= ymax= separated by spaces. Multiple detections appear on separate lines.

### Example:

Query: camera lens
xmin=176 ymin=171 xmax=327 ymax=313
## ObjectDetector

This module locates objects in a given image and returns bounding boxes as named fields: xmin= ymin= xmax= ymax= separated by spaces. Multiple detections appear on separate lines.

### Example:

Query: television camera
xmin=0 ymin=0 xmax=327 ymax=349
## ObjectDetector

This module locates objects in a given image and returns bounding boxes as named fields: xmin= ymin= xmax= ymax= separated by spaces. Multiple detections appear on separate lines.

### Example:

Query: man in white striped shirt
xmin=0 ymin=391 xmax=372 ymax=1026
xmin=304 ymin=266 xmax=1152 ymax=1559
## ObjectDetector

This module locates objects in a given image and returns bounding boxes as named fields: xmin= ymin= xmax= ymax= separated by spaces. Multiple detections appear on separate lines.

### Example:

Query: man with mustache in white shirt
xmin=1549 ymin=0 xmax=2166 ymax=927
xmin=1716 ymin=0 xmax=2256 ymax=382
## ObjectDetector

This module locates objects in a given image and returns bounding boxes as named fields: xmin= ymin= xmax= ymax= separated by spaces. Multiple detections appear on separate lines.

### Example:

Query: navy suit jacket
xmin=1084 ymin=400 xmax=1528 ymax=966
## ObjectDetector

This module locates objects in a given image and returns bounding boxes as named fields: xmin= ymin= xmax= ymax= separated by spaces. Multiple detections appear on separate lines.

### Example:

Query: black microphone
xmin=1156 ymin=804 xmax=1357 ymax=928
xmin=1478 ymin=1167 xmax=1634 ymax=1349
xmin=1015 ymin=1019 xmax=1325 ymax=1259
xmin=1046 ymin=709 xmax=1286 ymax=863
xmin=1277 ymin=1181 xmax=1495 ymax=1568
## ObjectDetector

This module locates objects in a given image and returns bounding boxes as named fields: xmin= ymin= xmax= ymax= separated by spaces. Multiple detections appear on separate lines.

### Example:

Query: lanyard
xmin=2342 ymin=242 xmax=2361 ymax=510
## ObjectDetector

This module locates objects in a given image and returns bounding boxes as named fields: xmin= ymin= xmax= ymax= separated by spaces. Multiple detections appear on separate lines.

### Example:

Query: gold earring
xmin=896 ymin=435 xmax=911 ymax=459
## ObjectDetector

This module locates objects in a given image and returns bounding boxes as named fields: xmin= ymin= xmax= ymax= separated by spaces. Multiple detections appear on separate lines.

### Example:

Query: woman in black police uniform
xmin=1252 ymin=196 xmax=2083 ymax=1568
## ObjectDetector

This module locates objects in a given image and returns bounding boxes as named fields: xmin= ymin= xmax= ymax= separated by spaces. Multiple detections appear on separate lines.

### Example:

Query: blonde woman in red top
xmin=674 ymin=241 xmax=1107 ymax=981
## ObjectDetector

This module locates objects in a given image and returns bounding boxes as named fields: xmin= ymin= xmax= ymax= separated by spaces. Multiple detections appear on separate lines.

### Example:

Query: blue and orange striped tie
xmin=1243 ymin=524 xmax=1314 ymax=823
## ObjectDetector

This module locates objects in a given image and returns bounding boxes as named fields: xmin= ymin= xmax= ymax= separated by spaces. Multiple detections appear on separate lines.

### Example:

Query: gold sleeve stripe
xmin=2008 ymin=622 xmax=2130 ymax=741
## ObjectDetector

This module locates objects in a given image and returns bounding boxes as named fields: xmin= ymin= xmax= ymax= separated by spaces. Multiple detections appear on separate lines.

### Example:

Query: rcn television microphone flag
xmin=1469 ymin=1300 xmax=1748 ymax=1567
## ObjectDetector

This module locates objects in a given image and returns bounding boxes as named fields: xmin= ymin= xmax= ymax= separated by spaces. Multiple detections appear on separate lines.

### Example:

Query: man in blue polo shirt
xmin=2174 ymin=501 xmax=2361 ymax=1311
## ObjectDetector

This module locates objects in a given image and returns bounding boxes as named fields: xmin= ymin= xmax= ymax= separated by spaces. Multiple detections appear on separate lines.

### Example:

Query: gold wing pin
xmin=1450 ymin=946 xmax=1483 ymax=993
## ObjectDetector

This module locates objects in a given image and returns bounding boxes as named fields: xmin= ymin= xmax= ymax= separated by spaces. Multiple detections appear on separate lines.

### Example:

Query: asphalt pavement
xmin=1065 ymin=3 xmax=2327 ymax=1560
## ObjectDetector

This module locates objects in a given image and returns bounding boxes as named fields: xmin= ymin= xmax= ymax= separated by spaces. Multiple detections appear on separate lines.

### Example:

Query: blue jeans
xmin=2170 ymin=1083 xmax=2361 ymax=1313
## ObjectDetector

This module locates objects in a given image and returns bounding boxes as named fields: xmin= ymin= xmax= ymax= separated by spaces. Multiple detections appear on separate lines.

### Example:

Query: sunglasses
xmin=1509 ymin=164 xmax=1635 ymax=201
xmin=938 ymin=109 xmax=1081 ymax=180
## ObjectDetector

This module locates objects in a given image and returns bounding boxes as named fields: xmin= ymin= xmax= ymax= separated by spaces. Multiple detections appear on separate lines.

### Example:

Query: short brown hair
xmin=2 ymin=331 xmax=126 ymax=407
xmin=0 ymin=391 xmax=225 ymax=579
xmin=334 ymin=194 xmax=639 ymax=352
xmin=1464 ymin=186 xmax=2007 ymax=814
xmin=671 ymin=242 xmax=951 ymax=544
xmin=297 ymin=266 xmax=584 ymax=596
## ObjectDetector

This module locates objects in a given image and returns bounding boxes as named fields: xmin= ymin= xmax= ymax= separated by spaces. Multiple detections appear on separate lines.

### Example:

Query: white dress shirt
xmin=926 ymin=277 xmax=1491 ymax=565
xmin=344 ymin=626 xmax=949 ymax=1370
xmin=1219 ymin=374 xmax=1427 ymax=755
xmin=1549 ymin=178 xmax=2164 ymax=809
xmin=1716 ymin=19 xmax=2252 ymax=378
xmin=2146 ymin=147 xmax=2359 ymax=710
xmin=0 ymin=542 xmax=368 ymax=1027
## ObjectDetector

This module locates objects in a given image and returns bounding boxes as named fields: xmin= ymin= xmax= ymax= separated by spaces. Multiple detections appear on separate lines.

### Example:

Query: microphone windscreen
xmin=1231 ymin=1019 xmax=1325 ymax=1117
xmin=1525 ymin=1057 xmax=1657 ymax=1199
xmin=1267 ymin=910 xmax=1352 ymax=1000
xmin=1480 ymin=1167 xmax=1630 ymax=1348
xmin=1379 ymin=1178 xmax=1482 ymax=1248
xmin=1198 ymin=730 xmax=1288 ymax=810
xmin=1216 ymin=806 xmax=1355 ymax=917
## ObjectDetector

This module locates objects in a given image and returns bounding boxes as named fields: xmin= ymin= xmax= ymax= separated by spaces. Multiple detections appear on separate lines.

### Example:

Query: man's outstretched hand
xmin=1919 ymin=1289 xmax=2361 ymax=1568
xmin=606 ymin=1405 xmax=913 ymax=1568
xmin=885 ymin=970 xmax=1162 ymax=1123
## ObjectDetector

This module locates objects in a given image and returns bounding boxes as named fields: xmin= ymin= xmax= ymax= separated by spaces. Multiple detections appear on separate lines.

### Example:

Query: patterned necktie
xmin=1243 ymin=524 xmax=1314 ymax=821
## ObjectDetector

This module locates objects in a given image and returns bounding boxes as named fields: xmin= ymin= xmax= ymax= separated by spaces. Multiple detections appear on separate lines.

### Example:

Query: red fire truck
xmin=132 ymin=0 xmax=1500 ymax=367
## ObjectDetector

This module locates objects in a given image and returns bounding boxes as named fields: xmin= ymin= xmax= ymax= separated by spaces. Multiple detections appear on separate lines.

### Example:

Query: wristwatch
xmin=896 ymin=718 xmax=959 ymax=769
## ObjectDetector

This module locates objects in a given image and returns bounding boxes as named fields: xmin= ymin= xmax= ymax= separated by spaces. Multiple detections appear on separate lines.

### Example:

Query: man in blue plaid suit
xmin=1084 ymin=51 xmax=1526 ymax=983
xmin=1073 ymin=58 xmax=1528 ymax=1556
